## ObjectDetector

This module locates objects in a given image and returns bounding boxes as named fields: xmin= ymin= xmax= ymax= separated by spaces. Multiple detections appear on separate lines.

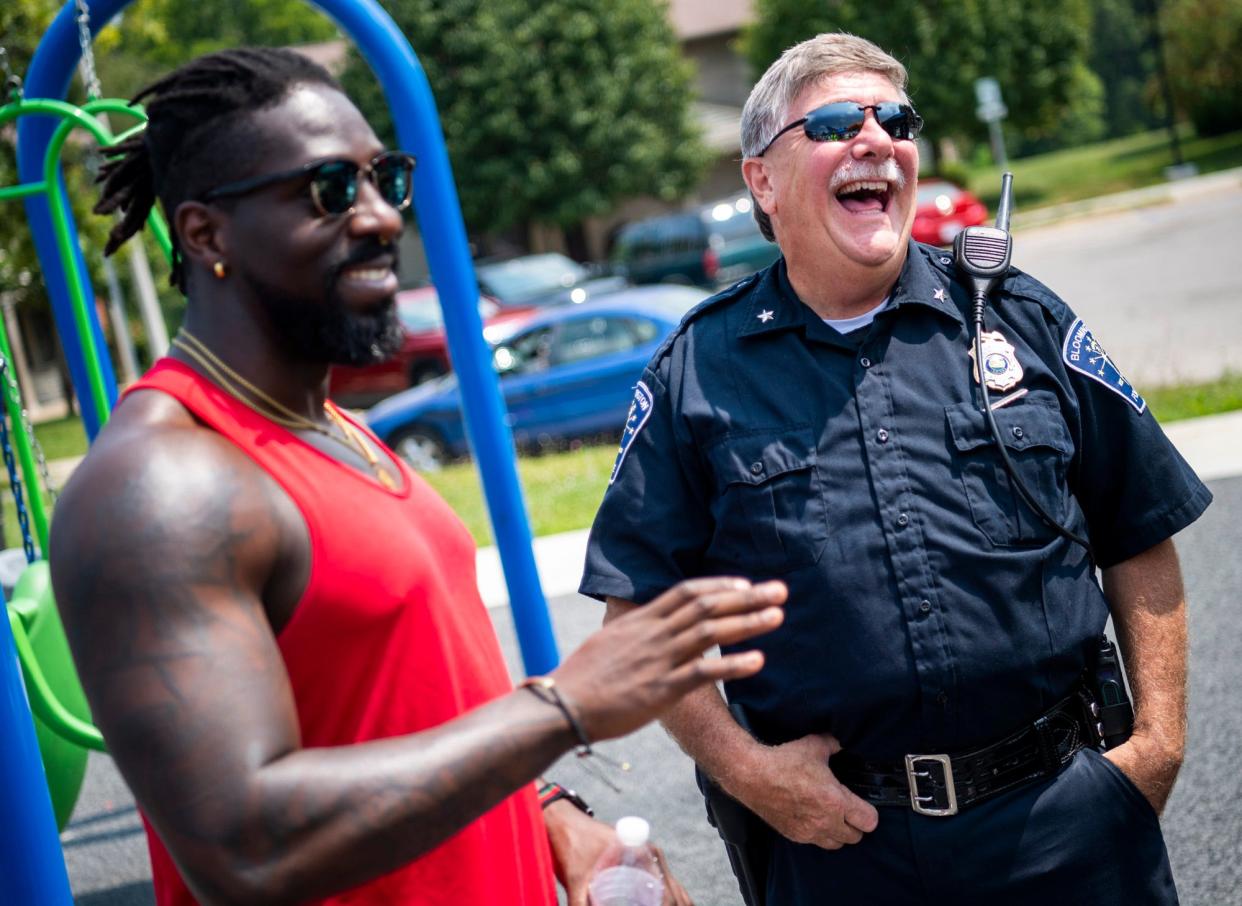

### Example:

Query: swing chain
xmin=0 ymin=46 xmax=23 ymax=102
xmin=75 ymin=0 xmax=103 ymax=103
xmin=0 ymin=356 xmax=38 ymax=563
xmin=0 ymin=343 xmax=58 ymax=504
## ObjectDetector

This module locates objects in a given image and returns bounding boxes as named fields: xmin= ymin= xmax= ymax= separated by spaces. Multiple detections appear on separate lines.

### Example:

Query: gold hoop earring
xmin=213 ymin=261 xmax=228 ymax=279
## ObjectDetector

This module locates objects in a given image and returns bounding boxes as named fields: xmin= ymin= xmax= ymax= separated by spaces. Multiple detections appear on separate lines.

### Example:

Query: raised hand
xmin=554 ymin=578 xmax=787 ymax=744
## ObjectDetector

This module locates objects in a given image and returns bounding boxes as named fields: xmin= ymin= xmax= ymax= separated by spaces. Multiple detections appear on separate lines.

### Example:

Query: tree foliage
xmin=1162 ymin=0 xmax=1242 ymax=136
xmin=339 ymin=0 xmax=709 ymax=237
xmin=0 ymin=0 xmax=113 ymax=311
xmin=740 ymin=0 xmax=1103 ymax=155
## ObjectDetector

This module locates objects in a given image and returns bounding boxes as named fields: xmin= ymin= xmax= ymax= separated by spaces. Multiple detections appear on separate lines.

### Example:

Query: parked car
xmin=911 ymin=178 xmax=989 ymax=247
xmin=610 ymin=193 xmax=781 ymax=289
xmin=365 ymin=284 xmax=710 ymax=470
xmin=328 ymin=286 xmax=535 ymax=407
xmin=474 ymin=252 xmax=628 ymax=309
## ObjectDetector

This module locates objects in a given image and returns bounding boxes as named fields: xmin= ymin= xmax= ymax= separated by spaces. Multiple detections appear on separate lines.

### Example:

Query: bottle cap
xmin=615 ymin=816 xmax=650 ymax=847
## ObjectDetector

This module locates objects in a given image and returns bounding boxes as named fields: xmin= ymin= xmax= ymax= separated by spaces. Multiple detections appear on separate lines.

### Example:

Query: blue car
xmin=365 ymin=284 xmax=709 ymax=469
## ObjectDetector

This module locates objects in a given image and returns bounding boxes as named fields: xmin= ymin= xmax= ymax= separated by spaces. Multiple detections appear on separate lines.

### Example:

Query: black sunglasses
xmin=201 ymin=150 xmax=416 ymax=216
xmin=756 ymin=102 xmax=923 ymax=157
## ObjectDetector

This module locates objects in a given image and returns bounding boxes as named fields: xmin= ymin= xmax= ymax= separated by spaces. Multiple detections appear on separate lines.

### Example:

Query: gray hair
xmin=741 ymin=33 xmax=910 ymax=240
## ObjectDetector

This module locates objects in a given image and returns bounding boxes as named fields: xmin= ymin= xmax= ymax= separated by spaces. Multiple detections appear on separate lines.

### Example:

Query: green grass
xmin=8 ymin=368 xmax=1241 ymax=552
xmin=32 ymin=416 xmax=89 ymax=462
xmin=967 ymin=126 xmax=1242 ymax=212
xmin=422 ymin=443 xmax=617 ymax=547
xmin=1143 ymin=371 xmax=1242 ymax=424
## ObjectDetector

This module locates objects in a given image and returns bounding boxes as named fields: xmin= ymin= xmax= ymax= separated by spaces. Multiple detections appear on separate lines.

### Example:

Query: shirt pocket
xmin=945 ymin=393 xmax=1073 ymax=547
xmin=705 ymin=426 xmax=828 ymax=574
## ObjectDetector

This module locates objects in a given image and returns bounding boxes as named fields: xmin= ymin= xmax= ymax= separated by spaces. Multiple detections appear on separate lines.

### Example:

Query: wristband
xmin=538 ymin=781 xmax=593 ymax=816
xmin=521 ymin=676 xmax=593 ymax=756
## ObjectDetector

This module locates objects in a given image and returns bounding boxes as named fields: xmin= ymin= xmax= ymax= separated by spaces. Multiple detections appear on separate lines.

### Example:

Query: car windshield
xmin=916 ymin=182 xmax=963 ymax=206
xmin=476 ymin=253 xmax=589 ymax=305
xmin=397 ymin=293 xmax=498 ymax=333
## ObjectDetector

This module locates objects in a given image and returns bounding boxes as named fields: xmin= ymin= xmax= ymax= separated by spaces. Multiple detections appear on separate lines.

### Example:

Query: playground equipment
xmin=3 ymin=0 xmax=564 ymax=900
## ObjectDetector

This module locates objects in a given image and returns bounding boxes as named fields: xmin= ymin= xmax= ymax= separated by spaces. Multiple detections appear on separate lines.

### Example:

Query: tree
xmin=1161 ymin=0 xmax=1242 ymax=136
xmin=739 ymin=0 xmax=1102 ymax=158
xmin=1 ymin=0 xmax=113 ymax=312
xmin=339 ymin=0 xmax=709 ymax=249
xmin=96 ymin=0 xmax=340 ymax=99
xmin=1090 ymin=0 xmax=1162 ymax=139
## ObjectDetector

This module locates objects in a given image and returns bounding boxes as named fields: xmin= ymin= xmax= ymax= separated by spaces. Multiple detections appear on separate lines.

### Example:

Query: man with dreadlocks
xmin=50 ymin=47 xmax=789 ymax=906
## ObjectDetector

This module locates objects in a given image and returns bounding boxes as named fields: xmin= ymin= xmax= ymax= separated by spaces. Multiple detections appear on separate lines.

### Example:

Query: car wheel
xmin=408 ymin=360 xmax=448 ymax=387
xmin=390 ymin=426 xmax=450 ymax=472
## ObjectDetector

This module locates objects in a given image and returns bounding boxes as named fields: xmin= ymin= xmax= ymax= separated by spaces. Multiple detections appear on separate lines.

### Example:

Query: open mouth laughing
xmin=831 ymin=162 xmax=905 ymax=216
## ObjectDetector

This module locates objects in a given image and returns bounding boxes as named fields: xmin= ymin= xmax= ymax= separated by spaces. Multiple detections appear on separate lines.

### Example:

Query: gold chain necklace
xmin=172 ymin=330 xmax=398 ymax=490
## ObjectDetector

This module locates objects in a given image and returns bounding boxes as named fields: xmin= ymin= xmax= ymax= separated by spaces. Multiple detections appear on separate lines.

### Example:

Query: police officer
xmin=580 ymin=33 xmax=1210 ymax=905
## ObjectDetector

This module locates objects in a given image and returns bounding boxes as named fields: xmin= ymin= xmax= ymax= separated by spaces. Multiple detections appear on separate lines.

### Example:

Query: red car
xmin=329 ymin=286 xmax=534 ymax=407
xmin=912 ymin=178 xmax=989 ymax=247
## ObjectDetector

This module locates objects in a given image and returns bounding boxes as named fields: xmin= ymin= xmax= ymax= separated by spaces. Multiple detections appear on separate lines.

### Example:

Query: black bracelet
xmin=521 ymin=676 xmax=593 ymax=756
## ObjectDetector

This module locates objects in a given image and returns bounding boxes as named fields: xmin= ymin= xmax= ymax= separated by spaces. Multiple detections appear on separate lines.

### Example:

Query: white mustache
xmin=830 ymin=160 xmax=905 ymax=193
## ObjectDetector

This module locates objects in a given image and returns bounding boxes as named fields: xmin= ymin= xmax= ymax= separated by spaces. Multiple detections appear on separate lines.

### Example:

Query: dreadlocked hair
xmin=93 ymin=47 xmax=341 ymax=291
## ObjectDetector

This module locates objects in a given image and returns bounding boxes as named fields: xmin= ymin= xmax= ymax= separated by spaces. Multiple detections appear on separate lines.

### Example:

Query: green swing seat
xmin=7 ymin=560 xmax=105 ymax=829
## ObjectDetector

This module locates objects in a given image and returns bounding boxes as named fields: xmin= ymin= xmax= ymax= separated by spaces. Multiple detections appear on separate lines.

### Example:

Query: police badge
xmin=969 ymin=331 xmax=1024 ymax=392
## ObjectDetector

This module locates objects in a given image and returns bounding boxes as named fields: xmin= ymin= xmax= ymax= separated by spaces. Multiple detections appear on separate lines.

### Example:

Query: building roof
xmin=668 ymin=0 xmax=754 ymax=41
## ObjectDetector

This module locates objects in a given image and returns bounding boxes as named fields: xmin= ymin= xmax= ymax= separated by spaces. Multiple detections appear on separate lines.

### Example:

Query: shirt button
xmin=750 ymin=461 xmax=764 ymax=475
xmin=919 ymin=599 xmax=932 ymax=613
xmin=897 ymin=513 xmax=910 ymax=527
xmin=876 ymin=428 xmax=890 ymax=444
xmin=860 ymin=356 xmax=872 ymax=368
xmin=1012 ymin=426 xmax=1024 ymax=439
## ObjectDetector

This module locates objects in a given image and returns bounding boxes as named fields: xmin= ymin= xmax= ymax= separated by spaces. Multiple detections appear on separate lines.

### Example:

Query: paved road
xmin=63 ymin=474 xmax=1242 ymax=904
xmin=1012 ymin=184 xmax=1242 ymax=387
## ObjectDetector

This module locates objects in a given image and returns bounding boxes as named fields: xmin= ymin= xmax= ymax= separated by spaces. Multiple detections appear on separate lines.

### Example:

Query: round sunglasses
xmin=201 ymin=150 xmax=416 ymax=216
xmin=756 ymin=102 xmax=923 ymax=157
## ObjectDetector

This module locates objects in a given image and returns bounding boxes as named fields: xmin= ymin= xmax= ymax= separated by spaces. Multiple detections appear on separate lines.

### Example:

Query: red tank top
xmin=126 ymin=359 xmax=556 ymax=906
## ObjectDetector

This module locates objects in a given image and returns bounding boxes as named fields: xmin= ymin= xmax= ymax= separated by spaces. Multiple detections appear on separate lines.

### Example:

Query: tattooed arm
xmin=50 ymin=393 xmax=786 ymax=906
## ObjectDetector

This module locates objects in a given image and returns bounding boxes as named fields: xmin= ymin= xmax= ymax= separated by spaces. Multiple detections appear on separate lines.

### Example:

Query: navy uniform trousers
xmin=766 ymin=747 xmax=1176 ymax=904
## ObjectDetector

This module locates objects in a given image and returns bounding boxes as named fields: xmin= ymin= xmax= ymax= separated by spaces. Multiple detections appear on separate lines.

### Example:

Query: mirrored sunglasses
xmin=202 ymin=150 xmax=416 ymax=216
xmin=756 ymin=102 xmax=923 ymax=157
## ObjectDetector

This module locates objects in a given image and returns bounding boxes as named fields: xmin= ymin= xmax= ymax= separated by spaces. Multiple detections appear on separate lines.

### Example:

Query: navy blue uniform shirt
xmin=580 ymin=242 xmax=1211 ymax=758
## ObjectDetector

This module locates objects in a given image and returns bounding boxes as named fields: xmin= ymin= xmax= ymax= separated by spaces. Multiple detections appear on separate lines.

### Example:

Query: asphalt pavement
xmin=61 ymin=472 xmax=1242 ymax=905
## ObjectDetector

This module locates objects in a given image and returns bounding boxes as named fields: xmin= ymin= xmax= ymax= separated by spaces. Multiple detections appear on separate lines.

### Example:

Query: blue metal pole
xmin=309 ymin=0 xmax=559 ymax=675
xmin=0 ymin=610 xmax=74 ymax=905
xmin=17 ymin=0 xmax=122 ymax=440
xmin=20 ymin=0 xmax=558 ymax=667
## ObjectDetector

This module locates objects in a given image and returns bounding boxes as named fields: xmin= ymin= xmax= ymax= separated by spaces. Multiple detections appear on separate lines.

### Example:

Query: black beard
xmin=251 ymin=244 xmax=405 ymax=367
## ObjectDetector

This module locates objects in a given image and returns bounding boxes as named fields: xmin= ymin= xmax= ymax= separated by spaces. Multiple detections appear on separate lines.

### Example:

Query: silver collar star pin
xmin=934 ymin=288 xmax=947 ymax=302
xmin=758 ymin=309 xmax=775 ymax=323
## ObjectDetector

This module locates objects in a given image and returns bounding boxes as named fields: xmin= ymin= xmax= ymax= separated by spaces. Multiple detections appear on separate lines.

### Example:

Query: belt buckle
xmin=904 ymin=753 xmax=958 ymax=816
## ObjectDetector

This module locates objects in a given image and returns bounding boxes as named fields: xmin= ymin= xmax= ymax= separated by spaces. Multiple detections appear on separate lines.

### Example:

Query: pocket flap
xmin=946 ymin=395 xmax=1071 ymax=456
xmin=708 ymin=426 xmax=816 ymax=486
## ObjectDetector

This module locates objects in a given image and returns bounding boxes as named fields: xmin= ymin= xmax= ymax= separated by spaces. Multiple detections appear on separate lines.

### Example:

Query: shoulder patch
xmin=1062 ymin=318 xmax=1146 ymax=414
xmin=609 ymin=380 xmax=654 ymax=485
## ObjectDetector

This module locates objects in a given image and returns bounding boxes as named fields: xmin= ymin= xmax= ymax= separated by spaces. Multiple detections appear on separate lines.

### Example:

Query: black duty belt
xmin=830 ymin=688 xmax=1100 ymax=817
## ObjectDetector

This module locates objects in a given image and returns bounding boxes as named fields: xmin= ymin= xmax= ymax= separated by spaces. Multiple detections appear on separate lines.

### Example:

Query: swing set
xmin=2 ymin=1 xmax=561 ymax=901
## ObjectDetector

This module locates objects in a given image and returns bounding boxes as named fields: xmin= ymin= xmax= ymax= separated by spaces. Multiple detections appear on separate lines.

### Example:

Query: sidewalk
xmin=475 ymin=409 xmax=1242 ymax=608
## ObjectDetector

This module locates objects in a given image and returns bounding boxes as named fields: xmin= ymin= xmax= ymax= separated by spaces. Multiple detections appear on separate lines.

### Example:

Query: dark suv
xmin=611 ymin=193 xmax=780 ymax=289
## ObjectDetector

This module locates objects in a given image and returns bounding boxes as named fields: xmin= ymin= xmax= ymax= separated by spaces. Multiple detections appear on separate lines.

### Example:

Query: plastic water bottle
xmin=587 ymin=816 xmax=665 ymax=906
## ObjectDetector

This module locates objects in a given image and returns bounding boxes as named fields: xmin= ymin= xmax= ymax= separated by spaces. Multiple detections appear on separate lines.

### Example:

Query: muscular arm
xmin=604 ymin=598 xmax=877 ymax=849
xmin=52 ymin=407 xmax=785 ymax=906
xmin=1101 ymin=537 xmax=1188 ymax=813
